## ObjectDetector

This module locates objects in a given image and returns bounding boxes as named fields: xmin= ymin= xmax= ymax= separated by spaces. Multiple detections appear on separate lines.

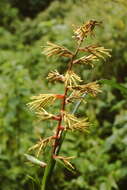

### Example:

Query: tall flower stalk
xmin=26 ymin=20 xmax=111 ymax=190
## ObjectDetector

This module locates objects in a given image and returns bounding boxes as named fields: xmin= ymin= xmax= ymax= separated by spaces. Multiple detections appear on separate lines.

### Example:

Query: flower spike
xmin=26 ymin=20 xmax=111 ymax=175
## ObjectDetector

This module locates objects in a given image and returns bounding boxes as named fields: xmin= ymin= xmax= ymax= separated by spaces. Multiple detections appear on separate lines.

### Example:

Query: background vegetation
xmin=0 ymin=0 xmax=127 ymax=189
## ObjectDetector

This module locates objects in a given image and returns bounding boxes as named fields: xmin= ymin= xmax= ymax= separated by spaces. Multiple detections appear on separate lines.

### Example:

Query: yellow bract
xmin=65 ymin=70 xmax=82 ymax=87
xmin=62 ymin=111 xmax=89 ymax=132
xmin=27 ymin=94 xmax=57 ymax=110
xmin=69 ymin=81 xmax=102 ymax=96
xmin=26 ymin=20 xmax=111 ymax=165
xmin=42 ymin=42 xmax=73 ymax=58
xmin=72 ymin=20 xmax=102 ymax=43
xmin=73 ymin=54 xmax=99 ymax=67
xmin=35 ymin=108 xmax=54 ymax=121
xmin=29 ymin=136 xmax=53 ymax=157
xmin=47 ymin=70 xmax=65 ymax=83
xmin=54 ymin=155 xmax=75 ymax=169
xmin=79 ymin=45 xmax=111 ymax=60
xmin=66 ymin=91 xmax=82 ymax=104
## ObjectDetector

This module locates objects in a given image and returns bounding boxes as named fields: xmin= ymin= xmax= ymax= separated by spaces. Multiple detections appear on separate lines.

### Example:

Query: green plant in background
xmin=26 ymin=20 xmax=111 ymax=190
xmin=1 ymin=0 xmax=127 ymax=189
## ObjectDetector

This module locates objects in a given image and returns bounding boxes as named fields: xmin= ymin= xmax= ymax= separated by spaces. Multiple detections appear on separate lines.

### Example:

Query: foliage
xmin=2 ymin=0 xmax=56 ymax=18
xmin=0 ymin=0 xmax=127 ymax=190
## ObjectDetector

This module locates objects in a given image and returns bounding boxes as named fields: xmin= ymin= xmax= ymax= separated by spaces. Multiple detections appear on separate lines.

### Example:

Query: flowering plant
xmin=26 ymin=20 xmax=111 ymax=190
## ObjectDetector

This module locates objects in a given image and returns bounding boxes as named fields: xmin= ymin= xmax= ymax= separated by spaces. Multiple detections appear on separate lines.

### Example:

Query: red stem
xmin=52 ymin=41 xmax=82 ymax=156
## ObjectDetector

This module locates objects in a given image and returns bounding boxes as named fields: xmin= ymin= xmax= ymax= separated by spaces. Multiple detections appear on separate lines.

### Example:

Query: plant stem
xmin=52 ymin=45 xmax=81 ymax=156
xmin=41 ymin=155 xmax=55 ymax=190
xmin=41 ymin=41 xmax=82 ymax=190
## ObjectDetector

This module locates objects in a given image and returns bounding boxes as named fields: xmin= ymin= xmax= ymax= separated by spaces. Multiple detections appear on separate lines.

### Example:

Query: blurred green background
xmin=0 ymin=0 xmax=127 ymax=189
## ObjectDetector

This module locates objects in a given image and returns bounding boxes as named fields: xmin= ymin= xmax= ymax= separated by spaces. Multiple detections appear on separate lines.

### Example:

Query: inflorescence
xmin=27 ymin=20 xmax=111 ymax=169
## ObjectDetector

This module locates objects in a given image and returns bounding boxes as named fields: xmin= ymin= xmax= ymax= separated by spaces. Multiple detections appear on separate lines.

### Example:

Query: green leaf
xmin=24 ymin=154 xmax=47 ymax=167
xmin=27 ymin=175 xmax=40 ymax=186
xmin=100 ymin=79 xmax=127 ymax=96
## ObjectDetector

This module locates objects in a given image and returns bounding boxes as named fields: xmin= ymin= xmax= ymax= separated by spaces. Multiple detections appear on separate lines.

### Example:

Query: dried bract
xmin=54 ymin=155 xmax=75 ymax=169
xmin=29 ymin=136 xmax=53 ymax=157
xmin=66 ymin=91 xmax=82 ymax=104
xmin=79 ymin=45 xmax=111 ymax=60
xmin=72 ymin=20 xmax=102 ymax=43
xmin=73 ymin=54 xmax=99 ymax=67
xmin=62 ymin=111 xmax=89 ymax=132
xmin=42 ymin=42 xmax=73 ymax=58
xmin=69 ymin=81 xmax=101 ymax=96
xmin=35 ymin=108 xmax=55 ymax=121
xmin=47 ymin=70 xmax=65 ymax=83
xmin=27 ymin=94 xmax=57 ymax=110
xmin=65 ymin=70 xmax=82 ymax=87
